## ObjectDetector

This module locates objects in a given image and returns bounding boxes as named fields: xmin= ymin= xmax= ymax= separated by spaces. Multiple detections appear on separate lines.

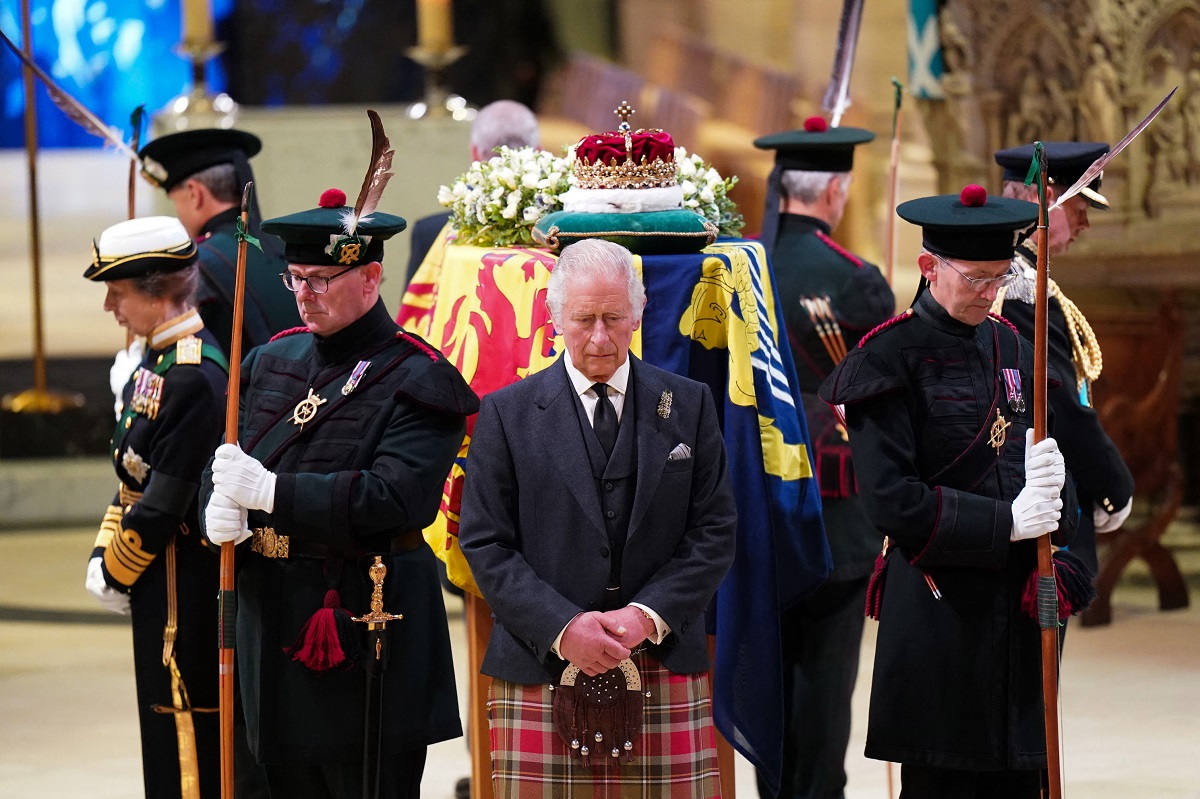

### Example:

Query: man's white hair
xmin=546 ymin=239 xmax=645 ymax=323
xmin=779 ymin=170 xmax=849 ymax=204
xmin=471 ymin=100 xmax=540 ymax=155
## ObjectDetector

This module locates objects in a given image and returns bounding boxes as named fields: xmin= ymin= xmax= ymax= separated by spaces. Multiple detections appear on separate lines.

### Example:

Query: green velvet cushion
xmin=533 ymin=210 xmax=717 ymax=255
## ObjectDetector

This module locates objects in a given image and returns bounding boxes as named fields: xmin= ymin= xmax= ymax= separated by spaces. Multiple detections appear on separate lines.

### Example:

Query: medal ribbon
xmin=1002 ymin=368 xmax=1025 ymax=413
xmin=342 ymin=360 xmax=372 ymax=395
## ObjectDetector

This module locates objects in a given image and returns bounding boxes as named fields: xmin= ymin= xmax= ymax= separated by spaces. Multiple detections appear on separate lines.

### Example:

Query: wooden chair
xmin=586 ymin=62 xmax=647 ymax=132
xmin=643 ymin=28 xmax=689 ymax=90
xmin=1080 ymin=298 xmax=1191 ymax=626
xmin=715 ymin=54 xmax=801 ymax=136
xmin=643 ymin=28 xmax=719 ymax=101
xmin=641 ymin=85 xmax=711 ymax=150
xmin=544 ymin=51 xmax=611 ymax=126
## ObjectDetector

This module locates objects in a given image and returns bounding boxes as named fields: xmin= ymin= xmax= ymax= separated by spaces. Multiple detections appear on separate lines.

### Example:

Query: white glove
xmin=1022 ymin=430 xmax=1065 ymax=491
xmin=1094 ymin=498 xmax=1133 ymax=533
xmin=204 ymin=490 xmax=252 ymax=546
xmin=1011 ymin=484 xmax=1063 ymax=541
xmin=85 ymin=556 xmax=131 ymax=615
xmin=1011 ymin=430 xmax=1066 ymax=542
xmin=212 ymin=443 xmax=277 ymax=513
xmin=109 ymin=339 xmax=144 ymax=420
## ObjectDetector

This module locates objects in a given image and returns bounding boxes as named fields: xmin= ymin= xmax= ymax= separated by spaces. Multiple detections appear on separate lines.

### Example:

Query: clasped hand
xmin=1011 ymin=430 xmax=1066 ymax=542
xmin=559 ymin=607 xmax=656 ymax=677
xmin=84 ymin=556 xmax=130 ymax=615
xmin=211 ymin=443 xmax=276 ymax=513
xmin=204 ymin=490 xmax=251 ymax=546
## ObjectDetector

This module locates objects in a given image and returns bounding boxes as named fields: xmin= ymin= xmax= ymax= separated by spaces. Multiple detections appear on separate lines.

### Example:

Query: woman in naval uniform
xmin=82 ymin=216 xmax=229 ymax=798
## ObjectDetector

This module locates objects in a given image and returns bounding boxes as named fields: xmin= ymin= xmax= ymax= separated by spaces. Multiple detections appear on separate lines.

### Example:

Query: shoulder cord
xmin=991 ymin=276 xmax=1102 ymax=392
xmin=1048 ymin=280 xmax=1103 ymax=391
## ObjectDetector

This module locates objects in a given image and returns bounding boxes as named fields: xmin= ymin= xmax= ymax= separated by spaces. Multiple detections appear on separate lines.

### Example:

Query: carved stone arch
xmin=1120 ymin=3 xmax=1200 ymax=214
xmin=1127 ymin=0 xmax=1200 ymax=79
xmin=987 ymin=20 xmax=1080 ymax=152
xmin=973 ymin=8 xmax=1075 ymax=94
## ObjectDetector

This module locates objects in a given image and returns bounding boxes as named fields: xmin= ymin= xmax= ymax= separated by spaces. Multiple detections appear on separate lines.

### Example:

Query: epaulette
xmin=815 ymin=230 xmax=863 ymax=267
xmin=146 ymin=335 xmax=228 ymax=373
xmin=856 ymin=308 xmax=915 ymax=349
xmin=269 ymin=326 xmax=310 ymax=343
xmin=176 ymin=335 xmax=203 ymax=365
xmin=396 ymin=330 xmax=438 ymax=361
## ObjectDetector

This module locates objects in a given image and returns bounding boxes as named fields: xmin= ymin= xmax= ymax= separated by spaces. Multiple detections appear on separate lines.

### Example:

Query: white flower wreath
xmin=440 ymin=145 xmax=743 ymax=247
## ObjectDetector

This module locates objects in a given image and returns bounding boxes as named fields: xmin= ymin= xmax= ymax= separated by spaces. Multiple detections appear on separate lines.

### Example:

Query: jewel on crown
xmin=573 ymin=102 xmax=678 ymax=191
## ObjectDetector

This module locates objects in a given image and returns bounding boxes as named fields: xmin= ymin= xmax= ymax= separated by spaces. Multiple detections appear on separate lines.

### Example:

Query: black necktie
xmin=591 ymin=382 xmax=617 ymax=458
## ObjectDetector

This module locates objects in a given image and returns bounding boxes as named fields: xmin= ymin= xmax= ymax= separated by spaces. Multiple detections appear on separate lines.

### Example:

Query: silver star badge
xmin=122 ymin=448 xmax=150 ymax=484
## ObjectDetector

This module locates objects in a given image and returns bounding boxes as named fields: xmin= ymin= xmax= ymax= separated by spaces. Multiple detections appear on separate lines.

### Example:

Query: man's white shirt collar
xmin=564 ymin=350 xmax=631 ymax=399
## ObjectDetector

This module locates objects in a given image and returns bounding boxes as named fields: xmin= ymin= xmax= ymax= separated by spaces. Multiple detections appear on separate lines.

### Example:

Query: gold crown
xmin=573 ymin=101 xmax=678 ymax=190
xmin=573 ymin=155 xmax=677 ymax=190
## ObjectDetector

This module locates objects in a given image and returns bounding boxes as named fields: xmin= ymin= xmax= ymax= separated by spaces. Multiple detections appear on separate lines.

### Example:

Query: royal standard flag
xmin=399 ymin=237 xmax=830 ymax=792
xmin=641 ymin=240 xmax=831 ymax=794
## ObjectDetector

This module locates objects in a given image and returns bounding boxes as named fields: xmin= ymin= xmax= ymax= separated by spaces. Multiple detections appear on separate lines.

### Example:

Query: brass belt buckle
xmin=251 ymin=527 xmax=290 ymax=558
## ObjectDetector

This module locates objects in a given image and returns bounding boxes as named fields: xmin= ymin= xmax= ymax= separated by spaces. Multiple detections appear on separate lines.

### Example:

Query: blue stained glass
xmin=0 ymin=0 xmax=229 ymax=149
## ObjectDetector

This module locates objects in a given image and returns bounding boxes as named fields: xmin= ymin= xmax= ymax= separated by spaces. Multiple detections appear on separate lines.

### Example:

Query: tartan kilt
xmin=488 ymin=650 xmax=721 ymax=799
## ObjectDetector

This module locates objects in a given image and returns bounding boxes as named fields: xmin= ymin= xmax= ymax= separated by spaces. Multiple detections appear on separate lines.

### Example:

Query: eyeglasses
xmin=933 ymin=254 xmax=1015 ymax=291
xmin=280 ymin=266 xmax=358 ymax=294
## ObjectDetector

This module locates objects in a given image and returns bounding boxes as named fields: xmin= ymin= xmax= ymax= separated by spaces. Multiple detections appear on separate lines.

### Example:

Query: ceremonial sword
xmin=353 ymin=556 xmax=403 ymax=799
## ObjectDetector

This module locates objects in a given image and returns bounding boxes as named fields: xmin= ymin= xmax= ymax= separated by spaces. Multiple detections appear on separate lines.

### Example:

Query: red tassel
xmin=285 ymin=589 xmax=363 ymax=671
xmin=1020 ymin=550 xmax=1098 ymax=622
xmin=865 ymin=540 xmax=890 ymax=620
xmin=1020 ymin=570 xmax=1040 ymax=619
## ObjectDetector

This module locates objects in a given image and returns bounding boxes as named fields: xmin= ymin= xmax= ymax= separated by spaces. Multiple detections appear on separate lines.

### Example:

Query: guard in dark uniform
xmin=819 ymin=186 xmax=1077 ymax=798
xmin=138 ymin=128 xmax=301 ymax=356
xmin=201 ymin=187 xmax=478 ymax=799
xmin=82 ymin=216 xmax=228 ymax=797
xmin=753 ymin=118 xmax=894 ymax=799
xmin=993 ymin=142 xmax=1135 ymax=574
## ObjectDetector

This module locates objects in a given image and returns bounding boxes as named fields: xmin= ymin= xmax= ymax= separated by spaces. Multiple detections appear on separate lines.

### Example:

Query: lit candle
xmin=181 ymin=0 xmax=214 ymax=46
xmin=416 ymin=0 xmax=453 ymax=52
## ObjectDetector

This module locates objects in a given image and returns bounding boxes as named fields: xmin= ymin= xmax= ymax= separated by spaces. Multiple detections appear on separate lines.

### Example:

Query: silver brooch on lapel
xmin=657 ymin=390 xmax=673 ymax=419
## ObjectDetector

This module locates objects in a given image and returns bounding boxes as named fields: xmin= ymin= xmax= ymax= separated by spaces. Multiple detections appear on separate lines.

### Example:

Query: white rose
xmin=699 ymin=187 xmax=716 ymax=203
xmin=523 ymin=206 xmax=540 ymax=222
xmin=678 ymin=158 xmax=697 ymax=178
xmin=685 ymin=198 xmax=700 ymax=208
xmin=522 ymin=172 xmax=540 ymax=189
xmin=502 ymin=190 xmax=521 ymax=219
xmin=680 ymin=179 xmax=697 ymax=196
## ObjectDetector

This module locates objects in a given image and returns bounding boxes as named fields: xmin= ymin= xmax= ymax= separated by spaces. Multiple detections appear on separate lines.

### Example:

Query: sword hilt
xmin=353 ymin=556 xmax=403 ymax=629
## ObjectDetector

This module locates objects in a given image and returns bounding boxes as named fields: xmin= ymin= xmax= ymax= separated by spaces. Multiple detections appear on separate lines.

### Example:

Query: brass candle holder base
xmin=405 ymin=45 xmax=473 ymax=120
xmin=157 ymin=41 xmax=239 ymax=132
xmin=1 ymin=387 xmax=85 ymax=414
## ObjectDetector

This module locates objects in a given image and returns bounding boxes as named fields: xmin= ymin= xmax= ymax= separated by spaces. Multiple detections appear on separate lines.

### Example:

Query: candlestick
xmin=181 ymin=0 xmax=214 ymax=49
xmin=416 ymin=0 xmax=453 ymax=52
xmin=405 ymin=45 xmax=471 ymax=120
xmin=159 ymin=0 xmax=236 ymax=134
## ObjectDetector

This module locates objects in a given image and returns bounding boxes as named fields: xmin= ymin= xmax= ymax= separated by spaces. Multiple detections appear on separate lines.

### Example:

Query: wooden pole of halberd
xmin=709 ymin=635 xmax=737 ymax=798
xmin=465 ymin=598 xmax=736 ymax=799
xmin=466 ymin=592 xmax=494 ymax=799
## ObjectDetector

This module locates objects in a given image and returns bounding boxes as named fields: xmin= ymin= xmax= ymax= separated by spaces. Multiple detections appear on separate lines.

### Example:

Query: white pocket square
xmin=667 ymin=443 xmax=692 ymax=461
